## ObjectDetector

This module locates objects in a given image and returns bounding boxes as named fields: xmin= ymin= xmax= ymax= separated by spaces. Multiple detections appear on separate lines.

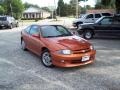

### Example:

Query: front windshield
xmin=95 ymin=17 xmax=104 ymax=23
xmin=41 ymin=25 xmax=72 ymax=38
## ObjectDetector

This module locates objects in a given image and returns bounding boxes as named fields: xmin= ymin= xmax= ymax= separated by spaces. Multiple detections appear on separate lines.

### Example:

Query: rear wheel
xmin=41 ymin=50 xmax=54 ymax=67
xmin=16 ymin=23 xmax=19 ymax=27
xmin=83 ymin=30 xmax=93 ymax=39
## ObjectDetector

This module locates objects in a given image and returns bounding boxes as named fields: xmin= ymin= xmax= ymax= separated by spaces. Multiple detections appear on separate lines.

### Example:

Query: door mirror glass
xmin=32 ymin=34 xmax=40 ymax=38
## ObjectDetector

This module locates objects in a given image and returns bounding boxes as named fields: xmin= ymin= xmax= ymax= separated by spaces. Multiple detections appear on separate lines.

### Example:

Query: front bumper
xmin=73 ymin=23 xmax=77 ymax=27
xmin=51 ymin=50 xmax=96 ymax=67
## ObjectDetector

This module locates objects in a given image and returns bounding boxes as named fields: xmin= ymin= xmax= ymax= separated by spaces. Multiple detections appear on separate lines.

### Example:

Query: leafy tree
xmin=57 ymin=0 xmax=66 ymax=16
xmin=95 ymin=0 xmax=120 ymax=13
xmin=0 ymin=5 xmax=5 ymax=15
xmin=41 ymin=7 xmax=51 ymax=12
xmin=101 ymin=0 xmax=115 ymax=8
xmin=115 ymin=0 xmax=120 ymax=13
xmin=95 ymin=0 xmax=115 ymax=9
xmin=24 ymin=2 xmax=40 ymax=9
xmin=2 ymin=0 xmax=24 ymax=19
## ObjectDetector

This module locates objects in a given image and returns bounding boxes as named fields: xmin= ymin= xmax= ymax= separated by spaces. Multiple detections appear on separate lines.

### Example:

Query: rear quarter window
xmin=0 ymin=17 xmax=6 ymax=21
xmin=102 ymin=13 xmax=111 ymax=16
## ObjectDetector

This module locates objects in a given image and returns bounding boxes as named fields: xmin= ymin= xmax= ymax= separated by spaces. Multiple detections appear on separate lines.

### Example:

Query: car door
xmin=111 ymin=17 xmax=120 ymax=36
xmin=94 ymin=17 xmax=113 ymax=36
xmin=22 ymin=26 xmax=31 ymax=49
xmin=28 ymin=25 xmax=42 ymax=55
xmin=84 ymin=14 xmax=95 ymax=23
xmin=94 ymin=14 xmax=102 ymax=22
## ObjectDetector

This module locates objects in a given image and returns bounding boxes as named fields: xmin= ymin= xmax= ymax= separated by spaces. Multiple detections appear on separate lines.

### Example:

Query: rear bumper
xmin=51 ymin=50 xmax=96 ymax=67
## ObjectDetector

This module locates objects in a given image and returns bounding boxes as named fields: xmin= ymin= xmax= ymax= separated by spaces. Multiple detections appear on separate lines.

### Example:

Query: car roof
xmin=31 ymin=24 xmax=64 ymax=27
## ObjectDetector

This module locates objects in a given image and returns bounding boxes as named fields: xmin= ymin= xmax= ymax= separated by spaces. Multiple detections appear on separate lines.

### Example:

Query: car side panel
xmin=94 ymin=24 xmax=113 ymax=35
xmin=28 ymin=36 xmax=44 ymax=56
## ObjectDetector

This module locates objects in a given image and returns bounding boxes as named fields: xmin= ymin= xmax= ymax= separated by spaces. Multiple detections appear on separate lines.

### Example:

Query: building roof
xmin=24 ymin=7 xmax=43 ymax=13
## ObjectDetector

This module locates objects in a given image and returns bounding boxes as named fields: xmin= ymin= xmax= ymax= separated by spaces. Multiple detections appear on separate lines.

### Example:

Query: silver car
xmin=0 ymin=16 xmax=19 ymax=29
xmin=73 ymin=13 xmax=112 ymax=28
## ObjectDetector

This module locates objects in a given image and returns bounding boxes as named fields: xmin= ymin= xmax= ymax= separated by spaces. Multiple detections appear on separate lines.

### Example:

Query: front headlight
xmin=90 ymin=45 xmax=94 ymax=50
xmin=57 ymin=50 xmax=72 ymax=55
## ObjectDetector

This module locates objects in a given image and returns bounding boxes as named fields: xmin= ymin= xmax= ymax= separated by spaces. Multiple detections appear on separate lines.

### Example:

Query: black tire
xmin=76 ymin=23 xmax=80 ymax=29
xmin=9 ymin=24 xmax=13 ymax=29
xmin=76 ymin=22 xmax=83 ymax=29
xmin=83 ymin=30 xmax=93 ymax=39
xmin=21 ymin=39 xmax=27 ymax=51
xmin=41 ymin=50 xmax=54 ymax=67
xmin=16 ymin=23 xmax=19 ymax=27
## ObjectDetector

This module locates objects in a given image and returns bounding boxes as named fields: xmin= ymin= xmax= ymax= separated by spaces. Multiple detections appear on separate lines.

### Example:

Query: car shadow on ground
xmin=92 ymin=36 xmax=120 ymax=40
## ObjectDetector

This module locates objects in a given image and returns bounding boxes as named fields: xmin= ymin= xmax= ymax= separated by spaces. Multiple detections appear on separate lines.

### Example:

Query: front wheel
xmin=41 ymin=50 xmax=54 ymax=67
xmin=21 ymin=39 xmax=27 ymax=51
xmin=83 ymin=30 xmax=93 ymax=39
xmin=9 ymin=24 xmax=13 ymax=29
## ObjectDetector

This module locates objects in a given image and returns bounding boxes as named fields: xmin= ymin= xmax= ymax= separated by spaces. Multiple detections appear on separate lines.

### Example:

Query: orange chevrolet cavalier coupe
xmin=21 ymin=25 xmax=96 ymax=67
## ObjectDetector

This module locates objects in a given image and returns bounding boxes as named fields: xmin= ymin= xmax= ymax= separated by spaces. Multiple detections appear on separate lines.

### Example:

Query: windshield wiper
xmin=44 ymin=34 xmax=72 ymax=38
xmin=60 ymin=34 xmax=72 ymax=36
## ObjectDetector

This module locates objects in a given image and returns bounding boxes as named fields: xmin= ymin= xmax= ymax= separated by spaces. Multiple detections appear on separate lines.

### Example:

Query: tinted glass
xmin=0 ymin=17 xmax=6 ymax=21
xmin=86 ymin=14 xmax=93 ymax=19
xmin=95 ymin=14 xmax=101 ymax=18
xmin=41 ymin=26 xmax=72 ymax=38
xmin=113 ymin=17 xmax=120 ymax=24
xmin=100 ymin=17 xmax=113 ymax=25
xmin=102 ymin=13 xmax=111 ymax=16
xmin=57 ymin=26 xmax=71 ymax=35
xmin=29 ymin=25 xmax=39 ymax=35
xmin=25 ymin=26 xmax=31 ymax=33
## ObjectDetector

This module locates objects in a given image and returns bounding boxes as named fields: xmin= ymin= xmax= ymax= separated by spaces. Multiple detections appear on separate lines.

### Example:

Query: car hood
xmin=81 ymin=23 xmax=94 ymax=26
xmin=44 ymin=35 xmax=91 ymax=51
xmin=73 ymin=18 xmax=84 ymax=23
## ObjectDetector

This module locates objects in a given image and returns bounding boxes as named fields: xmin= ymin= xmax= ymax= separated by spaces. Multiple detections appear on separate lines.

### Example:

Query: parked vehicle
xmin=0 ymin=16 xmax=19 ymax=29
xmin=77 ymin=16 xmax=120 ymax=39
xmin=73 ymin=13 xmax=112 ymax=28
xmin=21 ymin=25 xmax=96 ymax=67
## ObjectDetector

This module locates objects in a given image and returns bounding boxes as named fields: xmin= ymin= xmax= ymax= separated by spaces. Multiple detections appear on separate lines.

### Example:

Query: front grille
xmin=73 ymin=48 xmax=91 ymax=54
xmin=71 ymin=59 xmax=82 ymax=64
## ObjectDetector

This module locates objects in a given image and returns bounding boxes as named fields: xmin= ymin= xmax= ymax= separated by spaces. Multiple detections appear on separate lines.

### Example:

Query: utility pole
xmin=10 ymin=3 xmax=13 ymax=16
xmin=59 ymin=7 xmax=60 ymax=17
xmin=54 ymin=0 xmax=57 ymax=20
xmin=76 ymin=0 xmax=79 ymax=18
xmin=84 ymin=0 xmax=87 ymax=13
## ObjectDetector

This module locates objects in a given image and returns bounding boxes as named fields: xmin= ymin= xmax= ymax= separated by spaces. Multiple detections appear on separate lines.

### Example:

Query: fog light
xmin=61 ymin=60 xmax=65 ymax=63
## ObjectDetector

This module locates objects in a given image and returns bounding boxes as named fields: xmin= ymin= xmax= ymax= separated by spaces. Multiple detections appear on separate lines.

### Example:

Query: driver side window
xmin=29 ymin=25 xmax=40 ymax=35
xmin=86 ymin=14 xmax=93 ymax=19
xmin=100 ymin=18 xmax=113 ymax=25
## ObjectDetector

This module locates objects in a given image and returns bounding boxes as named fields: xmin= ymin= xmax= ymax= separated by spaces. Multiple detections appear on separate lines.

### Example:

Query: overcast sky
xmin=22 ymin=0 xmax=96 ymax=7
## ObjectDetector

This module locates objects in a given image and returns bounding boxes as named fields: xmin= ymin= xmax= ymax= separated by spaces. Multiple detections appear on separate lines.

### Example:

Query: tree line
xmin=56 ymin=0 xmax=92 ymax=17
xmin=0 ymin=0 xmax=51 ymax=19
xmin=0 ymin=0 xmax=119 ymax=19
xmin=57 ymin=0 xmax=120 ymax=17
xmin=0 ymin=0 xmax=24 ymax=19
xmin=95 ymin=0 xmax=120 ymax=13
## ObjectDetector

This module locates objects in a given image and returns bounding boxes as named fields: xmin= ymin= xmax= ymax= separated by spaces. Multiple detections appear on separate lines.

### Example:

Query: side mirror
xmin=32 ymin=34 xmax=40 ymax=38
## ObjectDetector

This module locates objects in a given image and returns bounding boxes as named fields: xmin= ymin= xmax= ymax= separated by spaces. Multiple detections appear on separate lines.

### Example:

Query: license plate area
xmin=82 ymin=56 xmax=90 ymax=62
